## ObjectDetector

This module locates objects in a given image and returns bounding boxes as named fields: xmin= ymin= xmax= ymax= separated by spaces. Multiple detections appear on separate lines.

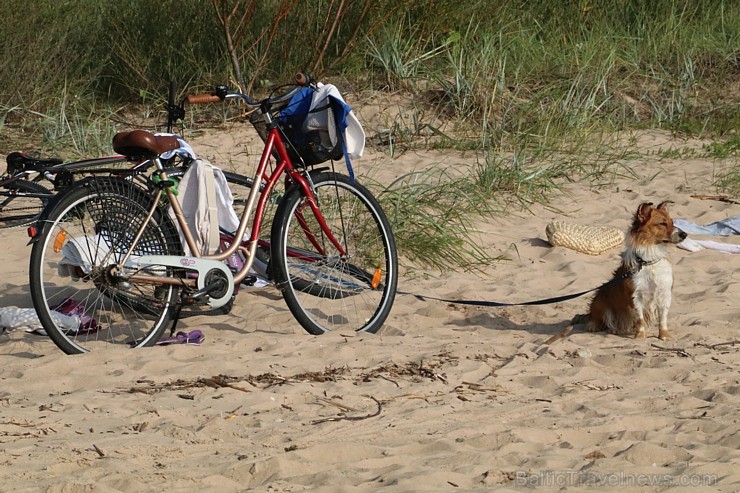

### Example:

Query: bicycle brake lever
xmin=167 ymin=103 xmax=185 ymax=123
xmin=214 ymin=85 xmax=229 ymax=99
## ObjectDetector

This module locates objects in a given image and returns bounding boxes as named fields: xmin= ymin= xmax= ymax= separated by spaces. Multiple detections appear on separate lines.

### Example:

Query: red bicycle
xmin=28 ymin=73 xmax=398 ymax=354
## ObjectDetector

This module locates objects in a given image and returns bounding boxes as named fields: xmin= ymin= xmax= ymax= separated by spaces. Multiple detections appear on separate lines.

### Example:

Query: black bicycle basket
xmin=276 ymin=87 xmax=344 ymax=167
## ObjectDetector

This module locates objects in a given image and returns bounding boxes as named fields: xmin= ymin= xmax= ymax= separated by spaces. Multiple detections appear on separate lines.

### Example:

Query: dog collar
xmin=628 ymin=254 xmax=661 ymax=276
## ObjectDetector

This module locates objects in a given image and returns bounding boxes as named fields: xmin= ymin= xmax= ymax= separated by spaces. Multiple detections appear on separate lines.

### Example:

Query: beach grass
xmin=1 ymin=0 xmax=737 ymax=270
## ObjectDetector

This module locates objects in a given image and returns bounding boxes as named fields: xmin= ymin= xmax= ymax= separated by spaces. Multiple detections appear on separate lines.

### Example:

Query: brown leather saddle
xmin=112 ymin=130 xmax=180 ymax=159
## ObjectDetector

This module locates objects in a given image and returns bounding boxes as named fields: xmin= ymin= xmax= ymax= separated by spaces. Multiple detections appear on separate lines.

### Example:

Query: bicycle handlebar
xmin=294 ymin=72 xmax=310 ymax=86
xmin=186 ymin=71 xmax=314 ymax=108
xmin=186 ymin=94 xmax=222 ymax=105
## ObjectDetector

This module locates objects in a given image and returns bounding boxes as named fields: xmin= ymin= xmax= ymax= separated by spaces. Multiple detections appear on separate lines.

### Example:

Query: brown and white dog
xmin=587 ymin=201 xmax=687 ymax=340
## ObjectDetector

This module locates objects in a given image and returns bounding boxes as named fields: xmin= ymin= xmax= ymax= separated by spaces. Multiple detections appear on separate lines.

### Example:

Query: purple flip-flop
xmin=52 ymin=298 xmax=99 ymax=333
xmin=156 ymin=329 xmax=205 ymax=346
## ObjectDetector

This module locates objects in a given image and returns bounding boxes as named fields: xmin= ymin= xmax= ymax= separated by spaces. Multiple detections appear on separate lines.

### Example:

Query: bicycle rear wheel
xmin=271 ymin=171 xmax=397 ymax=335
xmin=29 ymin=177 xmax=182 ymax=354
xmin=0 ymin=179 xmax=51 ymax=228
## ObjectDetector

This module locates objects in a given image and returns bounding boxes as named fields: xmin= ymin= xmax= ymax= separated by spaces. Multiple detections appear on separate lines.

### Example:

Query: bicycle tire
xmin=0 ymin=179 xmax=51 ymax=228
xmin=29 ymin=177 xmax=183 ymax=354
xmin=270 ymin=171 xmax=398 ymax=335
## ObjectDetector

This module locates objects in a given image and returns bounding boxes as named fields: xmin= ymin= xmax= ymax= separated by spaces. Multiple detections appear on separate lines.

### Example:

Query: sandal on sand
xmin=51 ymin=298 xmax=99 ymax=333
xmin=156 ymin=329 xmax=205 ymax=346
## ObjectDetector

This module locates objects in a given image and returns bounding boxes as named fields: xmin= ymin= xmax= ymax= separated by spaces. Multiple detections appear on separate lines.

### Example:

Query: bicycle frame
xmin=125 ymin=120 xmax=346 ymax=296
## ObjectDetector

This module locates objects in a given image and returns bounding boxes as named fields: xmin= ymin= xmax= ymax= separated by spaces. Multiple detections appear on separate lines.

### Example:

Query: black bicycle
xmin=0 ymin=82 xmax=201 ymax=229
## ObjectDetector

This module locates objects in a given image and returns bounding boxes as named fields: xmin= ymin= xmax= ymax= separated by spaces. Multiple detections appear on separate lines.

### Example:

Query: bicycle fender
xmin=275 ymin=167 xmax=331 ymax=209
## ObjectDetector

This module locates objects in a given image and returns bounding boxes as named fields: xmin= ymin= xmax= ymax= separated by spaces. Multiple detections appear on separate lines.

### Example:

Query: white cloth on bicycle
xmin=155 ymin=133 xmax=198 ymax=161
xmin=58 ymin=234 xmax=142 ymax=279
xmin=170 ymin=158 xmax=243 ymax=256
xmin=170 ymin=158 xmax=219 ymax=255
xmin=304 ymin=83 xmax=365 ymax=159
xmin=213 ymin=168 xmax=241 ymax=236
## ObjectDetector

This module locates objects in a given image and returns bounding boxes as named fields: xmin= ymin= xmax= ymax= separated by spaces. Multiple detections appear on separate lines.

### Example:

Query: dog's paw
xmin=658 ymin=329 xmax=672 ymax=341
xmin=634 ymin=330 xmax=647 ymax=339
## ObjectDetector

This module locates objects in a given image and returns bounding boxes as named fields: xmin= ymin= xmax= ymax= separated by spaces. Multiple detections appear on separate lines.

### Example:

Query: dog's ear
xmin=636 ymin=202 xmax=654 ymax=222
xmin=656 ymin=200 xmax=674 ymax=211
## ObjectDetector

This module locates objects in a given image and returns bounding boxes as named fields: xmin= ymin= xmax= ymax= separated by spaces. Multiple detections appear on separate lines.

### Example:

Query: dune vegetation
xmin=1 ymin=0 xmax=737 ymax=268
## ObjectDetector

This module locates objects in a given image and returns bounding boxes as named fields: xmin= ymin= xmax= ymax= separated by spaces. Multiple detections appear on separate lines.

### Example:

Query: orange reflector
xmin=371 ymin=268 xmax=382 ymax=289
xmin=53 ymin=230 xmax=67 ymax=253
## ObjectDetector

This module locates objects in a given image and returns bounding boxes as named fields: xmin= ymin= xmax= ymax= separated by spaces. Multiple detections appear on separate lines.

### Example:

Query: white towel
xmin=0 ymin=307 xmax=80 ymax=335
xmin=677 ymin=238 xmax=740 ymax=254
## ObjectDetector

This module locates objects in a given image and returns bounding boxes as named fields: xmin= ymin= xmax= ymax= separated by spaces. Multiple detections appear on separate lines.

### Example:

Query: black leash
xmin=402 ymin=257 xmax=657 ymax=308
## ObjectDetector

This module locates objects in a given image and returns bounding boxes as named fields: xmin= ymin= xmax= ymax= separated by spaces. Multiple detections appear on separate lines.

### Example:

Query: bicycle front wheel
xmin=29 ymin=177 xmax=182 ymax=354
xmin=271 ymin=171 xmax=398 ymax=335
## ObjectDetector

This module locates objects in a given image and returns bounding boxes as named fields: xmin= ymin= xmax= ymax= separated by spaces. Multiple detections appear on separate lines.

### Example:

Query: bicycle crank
xmin=136 ymin=255 xmax=235 ymax=309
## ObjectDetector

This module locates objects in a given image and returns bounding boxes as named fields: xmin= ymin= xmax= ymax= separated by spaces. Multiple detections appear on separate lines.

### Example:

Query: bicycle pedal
xmin=181 ymin=289 xmax=212 ymax=306
xmin=231 ymin=275 xmax=256 ymax=296
xmin=241 ymin=275 xmax=257 ymax=286
xmin=181 ymin=294 xmax=209 ymax=306
xmin=183 ymin=277 xmax=229 ymax=304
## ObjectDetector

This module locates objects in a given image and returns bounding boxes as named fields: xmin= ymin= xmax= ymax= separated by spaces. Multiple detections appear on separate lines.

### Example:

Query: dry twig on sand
xmin=650 ymin=343 xmax=692 ymax=358
xmin=544 ymin=325 xmax=574 ymax=345
xmin=311 ymin=396 xmax=382 ymax=425
xmin=696 ymin=340 xmax=740 ymax=351
xmin=690 ymin=194 xmax=740 ymax=205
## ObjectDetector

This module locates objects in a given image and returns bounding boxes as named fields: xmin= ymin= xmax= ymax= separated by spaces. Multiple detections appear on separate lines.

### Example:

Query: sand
xmin=1 ymin=123 xmax=738 ymax=492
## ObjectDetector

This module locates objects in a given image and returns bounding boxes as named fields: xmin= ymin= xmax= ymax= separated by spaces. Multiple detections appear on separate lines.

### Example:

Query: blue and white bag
xmin=278 ymin=83 xmax=365 ymax=179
